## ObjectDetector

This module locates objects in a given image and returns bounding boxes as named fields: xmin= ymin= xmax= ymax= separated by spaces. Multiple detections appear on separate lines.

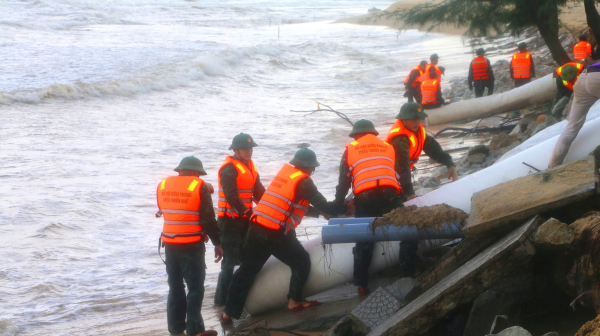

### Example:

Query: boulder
xmin=488 ymin=326 xmax=533 ymax=336
xmin=533 ymin=218 xmax=574 ymax=248
xmin=468 ymin=153 xmax=487 ymax=164
xmin=489 ymin=133 xmax=519 ymax=150
xmin=469 ymin=145 xmax=490 ymax=156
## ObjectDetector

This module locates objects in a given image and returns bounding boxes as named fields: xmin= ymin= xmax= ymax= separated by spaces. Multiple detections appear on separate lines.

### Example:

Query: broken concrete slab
xmin=487 ymin=326 xmax=533 ymax=336
xmin=367 ymin=216 xmax=543 ymax=336
xmin=351 ymin=287 xmax=405 ymax=329
xmin=533 ymin=217 xmax=574 ymax=248
xmin=384 ymin=278 xmax=416 ymax=303
xmin=464 ymin=154 xmax=599 ymax=239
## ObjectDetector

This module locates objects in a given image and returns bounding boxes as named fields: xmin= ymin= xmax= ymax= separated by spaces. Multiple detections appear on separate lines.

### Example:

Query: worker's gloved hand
xmin=447 ymin=166 xmax=459 ymax=182
xmin=214 ymin=245 xmax=223 ymax=263
xmin=205 ymin=182 xmax=215 ymax=194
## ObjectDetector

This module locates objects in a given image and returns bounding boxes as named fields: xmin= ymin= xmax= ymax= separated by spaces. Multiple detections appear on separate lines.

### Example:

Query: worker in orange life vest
xmin=332 ymin=119 xmax=404 ymax=296
xmin=404 ymin=60 xmax=428 ymax=103
xmin=156 ymin=156 xmax=221 ymax=336
xmin=574 ymin=34 xmax=593 ymax=61
xmin=554 ymin=62 xmax=585 ymax=101
xmin=386 ymin=103 xmax=458 ymax=277
xmin=213 ymin=133 xmax=265 ymax=308
xmin=420 ymin=66 xmax=445 ymax=109
xmin=468 ymin=48 xmax=495 ymax=97
xmin=220 ymin=148 xmax=342 ymax=322
xmin=510 ymin=42 xmax=536 ymax=87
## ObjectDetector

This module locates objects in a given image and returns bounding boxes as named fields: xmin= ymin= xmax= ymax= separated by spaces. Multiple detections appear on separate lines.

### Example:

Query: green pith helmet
xmin=518 ymin=42 xmax=527 ymax=50
xmin=349 ymin=119 xmax=379 ymax=137
xmin=561 ymin=64 xmax=578 ymax=81
xmin=476 ymin=48 xmax=485 ymax=55
xmin=396 ymin=102 xmax=429 ymax=120
xmin=579 ymin=34 xmax=587 ymax=41
xmin=430 ymin=53 xmax=439 ymax=60
xmin=174 ymin=156 xmax=207 ymax=175
xmin=229 ymin=133 xmax=258 ymax=150
xmin=289 ymin=148 xmax=320 ymax=168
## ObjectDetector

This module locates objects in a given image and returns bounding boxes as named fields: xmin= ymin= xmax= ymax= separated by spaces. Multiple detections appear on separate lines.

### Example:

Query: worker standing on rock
xmin=420 ymin=66 xmax=445 ymax=109
xmin=156 ymin=156 xmax=221 ymax=336
xmin=574 ymin=34 xmax=593 ymax=61
xmin=404 ymin=60 xmax=428 ymax=103
xmin=414 ymin=54 xmax=442 ymax=99
xmin=549 ymin=61 xmax=600 ymax=168
xmin=220 ymin=148 xmax=341 ymax=323
xmin=385 ymin=103 xmax=458 ymax=277
xmin=213 ymin=133 xmax=265 ymax=309
xmin=510 ymin=42 xmax=535 ymax=87
xmin=332 ymin=119 xmax=404 ymax=296
xmin=468 ymin=48 xmax=495 ymax=97
xmin=426 ymin=54 xmax=442 ymax=77
xmin=554 ymin=62 xmax=585 ymax=101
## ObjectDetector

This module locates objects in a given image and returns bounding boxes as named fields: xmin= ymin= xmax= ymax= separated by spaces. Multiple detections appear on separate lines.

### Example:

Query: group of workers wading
xmin=406 ymin=34 xmax=594 ymax=105
xmin=155 ymin=102 xmax=458 ymax=336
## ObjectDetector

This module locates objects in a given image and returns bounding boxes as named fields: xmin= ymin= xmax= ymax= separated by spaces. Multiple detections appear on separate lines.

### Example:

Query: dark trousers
xmin=353 ymin=188 xmax=404 ymax=288
xmin=474 ymin=80 xmax=494 ymax=97
xmin=404 ymin=86 xmax=421 ymax=103
xmin=514 ymin=78 xmax=531 ymax=87
xmin=165 ymin=242 xmax=206 ymax=335
xmin=224 ymin=223 xmax=311 ymax=318
xmin=214 ymin=217 xmax=248 ymax=306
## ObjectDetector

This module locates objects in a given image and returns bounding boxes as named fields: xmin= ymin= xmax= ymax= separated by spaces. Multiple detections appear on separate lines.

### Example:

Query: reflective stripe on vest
xmin=252 ymin=164 xmax=310 ymax=231
xmin=574 ymin=42 xmax=592 ymax=61
xmin=472 ymin=57 xmax=489 ymax=81
xmin=385 ymin=120 xmax=427 ymax=169
xmin=511 ymin=53 xmax=532 ymax=79
xmin=421 ymin=79 xmax=439 ymax=105
xmin=346 ymin=134 xmax=400 ymax=195
xmin=217 ymin=156 xmax=258 ymax=218
xmin=404 ymin=66 xmax=424 ymax=88
xmin=555 ymin=62 xmax=584 ymax=91
xmin=157 ymin=176 xmax=204 ymax=244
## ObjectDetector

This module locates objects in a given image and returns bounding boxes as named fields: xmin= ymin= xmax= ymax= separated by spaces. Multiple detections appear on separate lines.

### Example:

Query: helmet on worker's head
xmin=229 ymin=133 xmax=258 ymax=150
xmin=579 ymin=34 xmax=588 ymax=42
xmin=518 ymin=42 xmax=527 ymax=50
xmin=174 ymin=156 xmax=207 ymax=175
xmin=476 ymin=48 xmax=485 ymax=55
xmin=560 ymin=64 xmax=579 ymax=81
xmin=430 ymin=53 xmax=439 ymax=61
xmin=289 ymin=148 xmax=320 ymax=168
xmin=349 ymin=119 xmax=379 ymax=137
xmin=396 ymin=102 xmax=429 ymax=120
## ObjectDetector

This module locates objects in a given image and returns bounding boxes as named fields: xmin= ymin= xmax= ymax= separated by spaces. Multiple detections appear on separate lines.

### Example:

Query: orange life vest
xmin=511 ymin=52 xmax=532 ymax=79
xmin=472 ymin=56 xmax=489 ymax=80
xmin=574 ymin=41 xmax=592 ymax=61
xmin=385 ymin=120 xmax=427 ymax=169
xmin=346 ymin=134 xmax=401 ymax=195
xmin=416 ymin=65 xmax=442 ymax=83
xmin=420 ymin=79 xmax=439 ymax=105
xmin=555 ymin=62 xmax=584 ymax=91
xmin=404 ymin=66 xmax=425 ymax=88
xmin=157 ymin=176 xmax=204 ymax=244
xmin=252 ymin=164 xmax=310 ymax=232
xmin=217 ymin=156 xmax=258 ymax=218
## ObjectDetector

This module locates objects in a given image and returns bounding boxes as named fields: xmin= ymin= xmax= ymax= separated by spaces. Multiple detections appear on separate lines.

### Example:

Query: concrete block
xmin=351 ymin=287 xmax=405 ymax=329
xmin=384 ymin=278 xmax=416 ymax=303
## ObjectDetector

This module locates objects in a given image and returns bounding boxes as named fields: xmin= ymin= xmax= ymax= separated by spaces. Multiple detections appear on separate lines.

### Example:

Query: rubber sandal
xmin=302 ymin=300 xmax=321 ymax=308
xmin=198 ymin=331 xmax=218 ymax=336
xmin=290 ymin=304 xmax=305 ymax=312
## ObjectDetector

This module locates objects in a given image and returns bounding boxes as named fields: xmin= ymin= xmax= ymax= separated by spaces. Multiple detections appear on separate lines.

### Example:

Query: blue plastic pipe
xmin=327 ymin=217 xmax=375 ymax=225
xmin=321 ymin=222 xmax=464 ymax=244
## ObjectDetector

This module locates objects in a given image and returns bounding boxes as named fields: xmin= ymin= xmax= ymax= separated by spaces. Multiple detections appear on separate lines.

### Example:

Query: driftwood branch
xmin=291 ymin=101 xmax=354 ymax=126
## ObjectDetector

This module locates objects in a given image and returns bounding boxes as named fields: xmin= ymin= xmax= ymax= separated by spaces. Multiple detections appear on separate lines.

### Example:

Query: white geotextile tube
xmin=244 ymin=236 xmax=445 ymax=315
xmin=425 ymin=74 xmax=557 ymax=126
xmin=405 ymin=114 xmax=600 ymax=213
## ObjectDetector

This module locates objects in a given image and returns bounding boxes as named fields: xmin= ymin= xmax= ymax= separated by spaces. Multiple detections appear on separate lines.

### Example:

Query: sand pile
xmin=372 ymin=204 xmax=468 ymax=230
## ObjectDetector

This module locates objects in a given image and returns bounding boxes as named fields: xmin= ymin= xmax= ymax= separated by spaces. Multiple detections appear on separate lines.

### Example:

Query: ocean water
xmin=0 ymin=0 xmax=480 ymax=334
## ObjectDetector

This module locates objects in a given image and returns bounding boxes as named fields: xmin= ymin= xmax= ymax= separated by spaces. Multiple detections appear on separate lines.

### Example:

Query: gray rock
xmin=469 ymin=144 xmax=490 ymax=156
xmin=487 ymin=326 xmax=532 ymax=336
xmin=533 ymin=218 xmax=574 ymax=247
xmin=467 ymin=153 xmax=487 ymax=163
xmin=384 ymin=278 xmax=416 ymax=303
xmin=552 ymin=96 xmax=569 ymax=120
xmin=351 ymin=287 xmax=404 ymax=328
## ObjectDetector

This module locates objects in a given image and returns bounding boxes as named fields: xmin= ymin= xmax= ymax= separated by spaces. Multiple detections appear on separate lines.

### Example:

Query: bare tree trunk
xmin=584 ymin=0 xmax=600 ymax=48
xmin=534 ymin=0 xmax=571 ymax=65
